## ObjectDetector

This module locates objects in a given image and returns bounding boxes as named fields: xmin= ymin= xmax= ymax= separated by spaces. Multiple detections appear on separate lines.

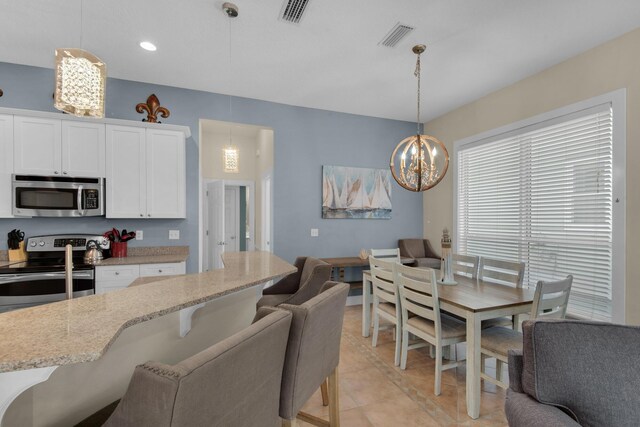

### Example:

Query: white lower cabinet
xmin=95 ymin=265 xmax=140 ymax=294
xmin=95 ymin=262 xmax=186 ymax=294
xmin=140 ymin=262 xmax=186 ymax=277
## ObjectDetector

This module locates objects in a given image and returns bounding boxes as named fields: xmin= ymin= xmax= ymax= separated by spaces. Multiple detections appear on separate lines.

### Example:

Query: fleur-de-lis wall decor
xmin=135 ymin=94 xmax=170 ymax=123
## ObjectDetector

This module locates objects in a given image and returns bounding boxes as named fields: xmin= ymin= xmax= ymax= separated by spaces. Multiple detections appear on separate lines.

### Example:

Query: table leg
xmin=362 ymin=272 xmax=372 ymax=338
xmin=466 ymin=314 xmax=481 ymax=419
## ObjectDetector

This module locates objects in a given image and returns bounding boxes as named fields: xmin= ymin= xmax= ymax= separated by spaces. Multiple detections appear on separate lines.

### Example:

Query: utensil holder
xmin=111 ymin=242 xmax=128 ymax=258
xmin=8 ymin=241 xmax=27 ymax=262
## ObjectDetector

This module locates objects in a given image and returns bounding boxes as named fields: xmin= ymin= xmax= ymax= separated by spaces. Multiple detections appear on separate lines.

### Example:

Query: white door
xmin=262 ymin=174 xmax=272 ymax=252
xmin=0 ymin=114 xmax=13 ymax=218
xmin=61 ymin=121 xmax=105 ymax=177
xmin=146 ymin=129 xmax=186 ymax=218
xmin=106 ymin=125 xmax=146 ymax=218
xmin=207 ymin=181 xmax=225 ymax=270
xmin=224 ymin=186 xmax=240 ymax=252
xmin=13 ymin=116 xmax=61 ymax=175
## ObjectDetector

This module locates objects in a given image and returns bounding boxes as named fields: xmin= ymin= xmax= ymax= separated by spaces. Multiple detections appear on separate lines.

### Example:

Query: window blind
xmin=457 ymin=104 xmax=613 ymax=321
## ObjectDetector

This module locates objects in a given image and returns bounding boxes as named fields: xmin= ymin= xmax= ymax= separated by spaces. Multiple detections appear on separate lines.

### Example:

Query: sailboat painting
xmin=322 ymin=165 xmax=392 ymax=219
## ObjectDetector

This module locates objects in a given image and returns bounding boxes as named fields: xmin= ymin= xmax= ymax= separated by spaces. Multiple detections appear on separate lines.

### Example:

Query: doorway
xmin=198 ymin=119 xmax=273 ymax=272
xmin=203 ymin=179 xmax=255 ymax=271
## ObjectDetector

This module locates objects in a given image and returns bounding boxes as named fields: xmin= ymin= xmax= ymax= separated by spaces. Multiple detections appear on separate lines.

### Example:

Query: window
xmin=454 ymin=91 xmax=625 ymax=322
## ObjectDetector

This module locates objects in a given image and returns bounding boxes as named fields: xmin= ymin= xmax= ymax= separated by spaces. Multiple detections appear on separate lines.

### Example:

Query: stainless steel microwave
xmin=12 ymin=175 xmax=105 ymax=217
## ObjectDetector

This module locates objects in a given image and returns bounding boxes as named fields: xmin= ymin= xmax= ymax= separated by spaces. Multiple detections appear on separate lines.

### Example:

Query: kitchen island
xmin=0 ymin=252 xmax=295 ymax=427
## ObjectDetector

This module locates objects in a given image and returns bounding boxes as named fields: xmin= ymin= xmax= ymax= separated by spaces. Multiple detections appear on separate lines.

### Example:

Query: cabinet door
xmin=106 ymin=125 xmax=146 ymax=218
xmin=0 ymin=115 xmax=14 ymax=218
xmin=61 ymin=121 xmax=105 ymax=177
xmin=146 ymin=129 xmax=186 ymax=218
xmin=13 ymin=116 xmax=62 ymax=175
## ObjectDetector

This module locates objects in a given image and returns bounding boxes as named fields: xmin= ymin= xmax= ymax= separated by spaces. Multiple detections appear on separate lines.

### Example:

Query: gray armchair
xmin=398 ymin=238 xmax=441 ymax=269
xmin=78 ymin=308 xmax=292 ymax=427
xmin=257 ymin=256 xmax=332 ymax=308
xmin=506 ymin=319 xmax=640 ymax=427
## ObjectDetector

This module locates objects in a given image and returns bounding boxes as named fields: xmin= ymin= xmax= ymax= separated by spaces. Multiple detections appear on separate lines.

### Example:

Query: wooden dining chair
xmin=478 ymin=257 xmax=525 ymax=288
xmin=452 ymin=254 xmax=479 ymax=279
xmin=478 ymin=257 xmax=526 ymax=329
xmin=369 ymin=255 xmax=402 ymax=366
xmin=480 ymin=275 xmax=573 ymax=389
xmin=370 ymin=248 xmax=400 ymax=261
xmin=395 ymin=263 xmax=466 ymax=395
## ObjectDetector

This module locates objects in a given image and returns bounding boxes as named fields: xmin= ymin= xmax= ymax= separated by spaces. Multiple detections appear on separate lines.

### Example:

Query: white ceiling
xmin=2 ymin=0 xmax=640 ymax=122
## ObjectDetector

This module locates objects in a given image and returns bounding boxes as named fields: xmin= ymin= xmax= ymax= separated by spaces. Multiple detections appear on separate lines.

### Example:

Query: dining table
xmin=361 ymin=270 xmax=535 ymax=419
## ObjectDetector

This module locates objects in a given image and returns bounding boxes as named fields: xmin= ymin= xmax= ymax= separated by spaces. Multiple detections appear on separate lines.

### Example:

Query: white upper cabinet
xmin=0 ymin=108 xmax=189 ymax=219
xmin=13 ymin=116 xmax=61 ymax=176
xmin=146 ymin=129 xmax=186 ymax=218
xmin=62 ymin=121 xmax=105 ymax=177
xmin=106 ymin=126 xmax=186 ymax=219
xmin=106 ymin=125 xmax=146 ymax=218
xmin=0 ymin=114 xmax=14 ymax=218
xmin=13 ymin=116 xmax=104 ymax=178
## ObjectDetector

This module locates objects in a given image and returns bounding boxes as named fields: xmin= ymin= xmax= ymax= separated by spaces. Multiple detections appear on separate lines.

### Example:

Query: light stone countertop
xmin=93 ymin=246 xmax=189 ymax=266
xmin=94 ymin=254 xmax=189 ymax=266
xmin=0 ymin=252 xmax=295 ymax=373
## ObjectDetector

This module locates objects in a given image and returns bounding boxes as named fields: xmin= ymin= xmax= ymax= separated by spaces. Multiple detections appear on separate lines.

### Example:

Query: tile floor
xmin=299 ymin=306 xmax=508 ymax=426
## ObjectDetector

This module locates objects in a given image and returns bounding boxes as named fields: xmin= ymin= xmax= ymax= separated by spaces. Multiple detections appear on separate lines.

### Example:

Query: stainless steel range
xmin=0 ymin=234 xmax=109 ymax=313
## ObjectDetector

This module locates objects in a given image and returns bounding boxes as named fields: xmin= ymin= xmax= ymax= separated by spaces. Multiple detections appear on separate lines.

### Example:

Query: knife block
xmin=8 ymin=241 xmax=27 ymax=262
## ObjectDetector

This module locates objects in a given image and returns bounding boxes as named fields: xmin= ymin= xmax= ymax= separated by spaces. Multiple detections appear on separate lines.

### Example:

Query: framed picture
xmin=322 ymin=165 xmax=392 ymax=219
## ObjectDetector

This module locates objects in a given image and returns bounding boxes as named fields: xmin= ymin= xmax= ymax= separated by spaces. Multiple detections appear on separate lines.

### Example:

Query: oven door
xmin=12 ymin=175 xmax=104 ymax=217
xmin=0 ymin=270 xmax=95 ymax=313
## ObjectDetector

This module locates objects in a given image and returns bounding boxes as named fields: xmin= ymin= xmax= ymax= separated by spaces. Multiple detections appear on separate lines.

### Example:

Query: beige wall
xmin=201 ymin=130 xmax=258 ymax=181
xmin=423 ymin=28 xmax=640 ymax=324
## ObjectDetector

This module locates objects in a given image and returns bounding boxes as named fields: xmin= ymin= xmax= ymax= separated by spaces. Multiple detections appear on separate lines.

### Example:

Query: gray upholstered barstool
xmin=76 ymin=307 xmax=292 ymax=427
xmin=278 ymin=281 xmax=350 ymax=427
xmin=257 ymin=257 xmax=332 ymax=308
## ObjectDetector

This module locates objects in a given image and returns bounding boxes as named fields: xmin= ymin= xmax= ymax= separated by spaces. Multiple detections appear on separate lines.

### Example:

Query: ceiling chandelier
xmin=390 ymin=44 xmax=448 ymax=192
xmin=54 ymin=49 xmax=106 ymax=118
xmin=54 ymin=1 xmax=106 ymax=118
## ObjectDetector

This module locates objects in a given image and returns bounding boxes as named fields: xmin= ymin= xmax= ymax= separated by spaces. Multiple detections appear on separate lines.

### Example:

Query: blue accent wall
xmin=0 ymin=62 xmax=423 ymax=272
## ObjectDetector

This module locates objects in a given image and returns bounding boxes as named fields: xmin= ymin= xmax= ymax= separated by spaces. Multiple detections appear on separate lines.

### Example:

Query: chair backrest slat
xmin=369 ymin=256 xmax=398 ymax=305
xmin=452 ymin=254 xmax=479 ymax=279
xmin=402 ymin=291 xmax=437 ymax=322
xmin=531 ymin=275 xmax=573 ymax=319
xmin=478 ymin=257 xmax=525 ymax=288
xmin=394 ymin=263 xmax=441 ymax=333
xmin=370 ymin=248 xmax=400 ymax=261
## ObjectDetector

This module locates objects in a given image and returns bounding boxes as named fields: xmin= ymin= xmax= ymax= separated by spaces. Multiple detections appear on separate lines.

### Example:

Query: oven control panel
xmin=26 ymin=235 xmax=110 ymax=252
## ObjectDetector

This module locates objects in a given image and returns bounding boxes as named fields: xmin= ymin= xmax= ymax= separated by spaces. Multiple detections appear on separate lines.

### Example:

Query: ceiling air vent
xmin=379 ymin=22 xmax=414 ymax=47
xmin=280 ymin=0 xmax=312 ymax=24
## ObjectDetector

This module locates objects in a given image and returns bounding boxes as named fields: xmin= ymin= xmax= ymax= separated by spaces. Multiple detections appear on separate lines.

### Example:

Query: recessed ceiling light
xmin=139 ymin=41 xmax=157 ymax=52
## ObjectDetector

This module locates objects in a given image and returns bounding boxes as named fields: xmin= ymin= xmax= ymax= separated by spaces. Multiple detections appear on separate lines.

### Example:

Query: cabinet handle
xmin=54 ymin=171 xmax=59 ymax=175
xmin=63 ymin=171 xmax=68 ymax=175
xmin=148 ymin=214 xmax=151 ymax=217
xmin=158 ymin=270 xmax=163 ymax=273
xmin=115 ymin=272 xmax=120 ymax=275
xmin=140 ymin=214 xmax=143 ymax=217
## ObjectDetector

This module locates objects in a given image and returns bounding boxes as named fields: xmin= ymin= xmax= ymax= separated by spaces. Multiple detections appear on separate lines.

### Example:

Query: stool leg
xmin=328 ymin=368 xmax=340 ymax=427
xmin=320 ymin=379 xmax=329 ymax=406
